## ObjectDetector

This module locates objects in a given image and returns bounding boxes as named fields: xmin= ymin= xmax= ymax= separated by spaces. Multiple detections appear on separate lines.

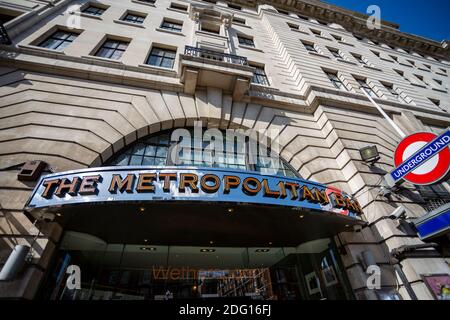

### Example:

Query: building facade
xmin=0 ymin=0 xmax=449 ymax=300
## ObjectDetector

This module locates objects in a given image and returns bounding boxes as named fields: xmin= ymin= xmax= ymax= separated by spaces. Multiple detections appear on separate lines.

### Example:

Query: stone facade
xmin=0 ymin=0 xmax=449 ymax=300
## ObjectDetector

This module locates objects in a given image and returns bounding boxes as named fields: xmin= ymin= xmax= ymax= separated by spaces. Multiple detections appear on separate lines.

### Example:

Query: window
xmin=227 ymin=4 xmax=241 ymax=10
xmin=310 ymin=29 xmax=321 ymax=36
xmin=386 ymin=44 xmax=395 ymax=50
xmin=297 ymin=14 xmax=308 ymax=21
xmin=356 ymin=78 xmax=377 ymax=98
xmin=95 ymin=39 xmax=129 ymax=60
xmin=353 ymin=34 xmax=364 ymax=41
xmin=170 ymin=3 xmax=188 ymax=11
xmin=371 ymin=50 xmax=380 ymax=57
xmin=407 ymin=59 xmax=416 ymax=67
xmin=328 ymin=47 xmax=343 ymax=59
xmin=138 ymin=0 xmax=156 ymax=3
xmin=82 ymin=5 xmax=105 ymax=16
xmin=203 ymin=0 xmax=216 ymax=3
xmin=277 ymin=9 xmax=289 ymax=15
xmin=423 ymin=64 xmax=432 ymax=70
xmin=317 ymin=20 xmax=328 ymax=26
xmin=121 ymin=13 xmax=146 ymax=24
xmin=107 ymin=129 xmax=299 ymax=177
xmin=302 ymin=41 xmax=317 ymax=53
xmin=325 ymin=71 xmax=347 ymax=91
xmin=429 ymin=98 xmax=440 ymax=107
xmin=438 ymin=68 xmax=447 ymax=75
xmin=351 ymin=53 xmax=367 ymax=65
xmin=382 ymin=83 xmax=407 ymax=103
xmin=237 ymin=35 xmax=255 ymax=47
xmin=160 ymin=19 xmax=182 ymax=32
xmin=371 ymin=40 xmax=379 ymax=45
xmin=233 ymin=17 xmax=246 ymax=25
xmin=414 ymin=74 xmax=427 ymax=85
xmin=251 ymin=65 xmax=269 ymax=86
xmin=389 ymin=55 xmax=398 ymax=62
xmin=38 ymin=30 xmax=78 ymax=51
xmin=434 ymin=79 xmax=443 ymax=86
xmin=287 ymin=22 xmax=299 ymax=30
xmin=331 ymin=34 xmax=342 ymax=41
xmin=146 ymin=47 xmax=176 ymax=68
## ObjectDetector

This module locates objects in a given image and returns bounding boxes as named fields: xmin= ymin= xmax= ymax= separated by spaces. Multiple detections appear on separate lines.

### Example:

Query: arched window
xmin=107 ymin=128 xmax=299 ymax=178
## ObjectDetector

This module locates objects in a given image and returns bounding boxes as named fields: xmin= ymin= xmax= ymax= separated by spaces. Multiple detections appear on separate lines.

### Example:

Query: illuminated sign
xmin=25 ymin=167 xmax=363 ymax=217
xmin=386 ymin=129 xmax=450 ymax=186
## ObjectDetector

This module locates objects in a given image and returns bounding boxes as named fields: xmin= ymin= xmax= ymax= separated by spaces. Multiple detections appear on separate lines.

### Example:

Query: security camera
xmin=389 ymin=206 xmax=406 ymax=220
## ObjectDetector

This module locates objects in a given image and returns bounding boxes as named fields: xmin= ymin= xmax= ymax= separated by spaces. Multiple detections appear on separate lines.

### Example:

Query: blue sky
xmin=322 ymin=0 xmax=450 ymax=42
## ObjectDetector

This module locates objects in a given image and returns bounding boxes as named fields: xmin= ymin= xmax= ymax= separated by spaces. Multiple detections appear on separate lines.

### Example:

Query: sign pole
xmin=360 ymin=87 xmax=406 ymax=138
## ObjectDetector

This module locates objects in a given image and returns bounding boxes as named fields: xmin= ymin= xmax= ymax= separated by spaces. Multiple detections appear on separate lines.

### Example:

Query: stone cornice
xmin=228 ymin=0 xmax=450 ymax=61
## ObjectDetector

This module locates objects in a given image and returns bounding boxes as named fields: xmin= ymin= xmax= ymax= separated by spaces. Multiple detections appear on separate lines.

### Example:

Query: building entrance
xmin=40 ymin=232 xmax=353 ymax=300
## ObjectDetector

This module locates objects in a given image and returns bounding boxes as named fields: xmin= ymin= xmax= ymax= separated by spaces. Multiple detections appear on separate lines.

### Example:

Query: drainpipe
xmin=390 ymin=243 xmax=439 ymax=300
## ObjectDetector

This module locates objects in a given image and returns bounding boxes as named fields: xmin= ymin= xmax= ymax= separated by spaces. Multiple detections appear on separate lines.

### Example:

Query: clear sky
xmin=322 ymin=0 xmax=450 ymax=42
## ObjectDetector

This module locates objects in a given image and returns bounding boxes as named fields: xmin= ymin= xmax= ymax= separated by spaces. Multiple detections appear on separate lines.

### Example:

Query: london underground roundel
xmin=394 ymin=132 xmax=450 ymax=185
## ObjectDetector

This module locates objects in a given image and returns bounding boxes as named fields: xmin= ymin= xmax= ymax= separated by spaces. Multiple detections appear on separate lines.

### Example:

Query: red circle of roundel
xmin=394 ymin=132 xmax=450 ymax=185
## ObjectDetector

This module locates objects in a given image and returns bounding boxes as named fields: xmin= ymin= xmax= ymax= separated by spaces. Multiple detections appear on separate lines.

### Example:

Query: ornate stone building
xmin=0 ymin=0 xmax=449 ymax=300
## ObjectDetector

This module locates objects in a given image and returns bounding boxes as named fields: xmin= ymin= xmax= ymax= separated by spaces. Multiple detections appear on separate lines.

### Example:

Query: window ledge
xmin=307 ymin=51 xmax=330 ymax=59
xmin=81 ymin=55 xmax=123 ymax=64
xmin=363 ymin=65 xmax=382 ymax=72
xmin=18 ymin=44 xmax=66 ymax=55
xmin=399 ymin=62 xmax=413 ymax=68
xmin=338 ymin=41 xmax=354 ymax=47
xmin=290 ymin=28 xmax=309 ymax=35
xmin=238 ymin=44 xmax=263 ymax=52
xmin=250 ymin=83 xmax=278 ymax=91
xmin=138 ymin=63 xmax=177 ymax=75
xmin=436 ymin=72 xmax=447 ymax=77
xmin=114 ymin=19 xmax=145 ymax=28
xmin=78 ymin=12 xmax=103 ymax=20
xmin=380 ymin=57 xmax=394 ymax=63
xmin=316 ymin=35 xmax=332 ymax=41
xmin=337 ymin=58 xmax=357 ymax=66
xmin=232 ymin=23 xmax=252 ymax=29
xmin=410 ymin=82 xmax=427 ymax=88
xmin=167 ymin=8 xmax=188 ymax=15
xmin=132 ymin=0 xmax=156 ymax=7
xmin=418 ymin=68 xmax=431 ymax=72
xmin=432 ymin=88 xmax=447 ymax=93
xmin=155 ymin=27 xmax=185 ymax=36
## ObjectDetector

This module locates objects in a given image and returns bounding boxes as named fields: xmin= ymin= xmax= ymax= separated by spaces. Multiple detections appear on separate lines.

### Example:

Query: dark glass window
xmin=328 ymin=48 xmax=342 ymax=59
xmin=95 ymin=39 xmax=129 ymax=60
xmin=351 ymin=53 xmax=366 ymax=65
xmin=170 ymin=3 xmax=187 ymax=11
xmin=251 ymin=65 xmax=269 ymax=86
xmin=82 ymin=5 xmax=105 ymax=16
xmin=356 ymin=78 xmax=377 ymax=98
xmin=227 ymin=4 xmax=241 ymax=10
xmin=302 ymin=41 xmax=317 ymax=53
xmin=107 ymin=129 xmax=299 ymax=178
xmin=38 ymin=30 xmax=78 ymax=50
xmin=146 ymin=47 xmax=176 ymax=68
xmin=331 ymin=34 xmax=342 ymax=41
xmin=325 ymin=72 xmax=347 ymax=91
xmin=233 ymin=17 xmax=246 ymax=25
xmin=122 ymin=13 xmax=145 ymax=24
xmin=238 ymin=35 xmax=255 ymax=47
xmin=160 ymin=19 xmax=182 ymax=31
xmin=382 ymin=83 xmax=407 ymax=103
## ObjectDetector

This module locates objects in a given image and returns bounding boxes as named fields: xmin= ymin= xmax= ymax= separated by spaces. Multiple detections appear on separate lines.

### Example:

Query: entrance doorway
xmin=40 ymin=232 xmax=353 ymax=300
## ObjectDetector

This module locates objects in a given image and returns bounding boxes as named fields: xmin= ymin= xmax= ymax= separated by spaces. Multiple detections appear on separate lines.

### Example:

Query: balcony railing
xmin=184 ymin=46 xmax=248 ymax=66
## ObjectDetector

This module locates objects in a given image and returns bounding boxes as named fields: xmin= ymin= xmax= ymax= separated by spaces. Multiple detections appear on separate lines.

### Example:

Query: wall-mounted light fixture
xmin=359 ymin=145 xmax=380 ymax=163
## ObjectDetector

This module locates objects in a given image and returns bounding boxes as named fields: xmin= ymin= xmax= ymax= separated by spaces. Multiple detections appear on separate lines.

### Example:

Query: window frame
xmin=94 ymin=38 xmax=129 ymax=60
xmin=38 ymin=29 xmax=79 ymax=51
xmin=250 ymin=64 xmax=270 ymax=86
xmin=146 ymin=46 xmax=177 ymax=69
